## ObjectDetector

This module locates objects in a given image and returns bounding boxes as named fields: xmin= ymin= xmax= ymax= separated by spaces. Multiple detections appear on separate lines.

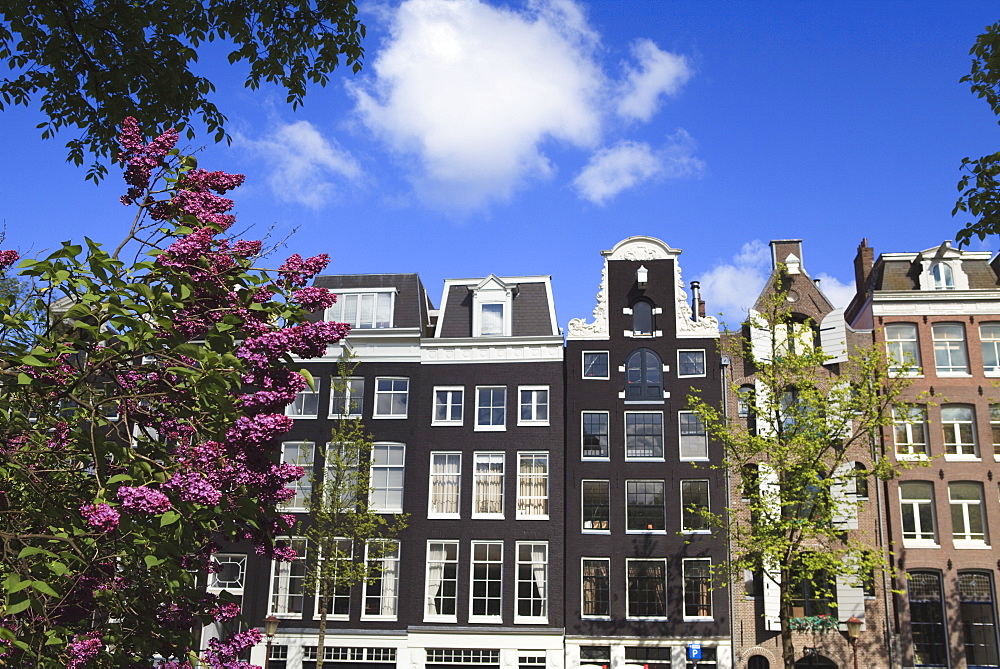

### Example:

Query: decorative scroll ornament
xmin=567 ymin=259 xmax=609 ymax=339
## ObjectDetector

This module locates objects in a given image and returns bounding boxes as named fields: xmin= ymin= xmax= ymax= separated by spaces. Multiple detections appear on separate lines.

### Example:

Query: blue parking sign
xmin=687 ymin=643 xmax=702 ymax=660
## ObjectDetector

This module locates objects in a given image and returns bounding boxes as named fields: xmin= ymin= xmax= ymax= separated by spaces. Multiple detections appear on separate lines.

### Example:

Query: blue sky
xmin=1 ymin=1 xmax=998 ymax=327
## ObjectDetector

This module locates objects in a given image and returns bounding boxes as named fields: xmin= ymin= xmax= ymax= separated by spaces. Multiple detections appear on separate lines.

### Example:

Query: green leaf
xmin=30 ymin=581 xmax=58 ymax=597
xmin=160 ymin=511 xmax=181 ymax=527
xmin=16 ymin=373 xmax=31 ymax=385
xmin=4 ymin=599 xmax=31 ymax=615
xmin=144 ymin=555 xmax=162 ymax=569
xmin=17 ymin=546 xmax=55 ymax=559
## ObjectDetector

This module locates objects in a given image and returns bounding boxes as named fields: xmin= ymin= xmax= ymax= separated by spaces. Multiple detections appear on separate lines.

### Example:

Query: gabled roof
xmin=434 ymin=276 xmax=559 ymax=338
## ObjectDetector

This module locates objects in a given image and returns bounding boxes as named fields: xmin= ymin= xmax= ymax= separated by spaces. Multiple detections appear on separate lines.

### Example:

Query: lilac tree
xmin=0 ymin=119 xmax=348 ymax=667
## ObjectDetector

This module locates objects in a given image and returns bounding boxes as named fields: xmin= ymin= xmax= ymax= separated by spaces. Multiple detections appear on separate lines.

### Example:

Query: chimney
xmin=690 ymin=281 xmax=701 ymax=322
xmin=853 ymin=238 xmax=874 ymax=290
xmin=698 ymin=298 xmax=706 ymax=319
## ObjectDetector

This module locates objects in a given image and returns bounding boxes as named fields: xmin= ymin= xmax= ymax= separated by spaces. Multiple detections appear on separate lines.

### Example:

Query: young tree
xmin=303 ymin=356 xmax=406 ymax=669
xmin=954 ymin=20 xmax=1000 ymax=245
xmin=0 ymin=0 xmax=365 ymax=180
xmin=689 ymin=278 xmax=914 ymax=669
xmin=0 ymin=118 xmax=348 ymax=667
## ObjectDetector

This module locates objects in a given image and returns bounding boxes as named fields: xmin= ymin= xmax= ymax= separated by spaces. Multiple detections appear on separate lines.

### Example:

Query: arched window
xmin=632 ymin=301 xmax=653 ymax=336
xmin=747 ymin=656 xmax=769 ymax=669
xmin=625 ymin=348 xmax=662 ymax=401
xmin=932 ymin=262 xmax=955 ymax=290
xmin=852 ymin=462 xmax=869 ymax=500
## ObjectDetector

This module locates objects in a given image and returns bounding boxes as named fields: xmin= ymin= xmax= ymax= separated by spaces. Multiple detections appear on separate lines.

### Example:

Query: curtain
xmin=380 ymin=546 xmax=399 ymax=616
xmin=475 ymin=455 xmax=503 ymax=514
xmin=426 ymin=544 xmax=445 ymax=615
xmin=518 ymin=455 xmax=548 ymax=515
xmin=432 ymin=455 xmax=460 ymax=514
xmin=530 ymin=544 xmax=547 ymax=616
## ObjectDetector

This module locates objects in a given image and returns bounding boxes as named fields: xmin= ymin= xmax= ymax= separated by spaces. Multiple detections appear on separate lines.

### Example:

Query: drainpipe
xmin=720 ymin=355 xmax=736 ymax=666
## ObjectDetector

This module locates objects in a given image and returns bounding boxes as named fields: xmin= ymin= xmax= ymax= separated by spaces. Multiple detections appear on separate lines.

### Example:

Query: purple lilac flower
xmin=66 ymin=632 xmax=103 ymax=668
xmin=80 ymin=503 xmax=120 ymax=532
xmin=165 ymin=472 xmax=222 ymax=506
xmin=117 ymin=486 xmax=172 ymax=515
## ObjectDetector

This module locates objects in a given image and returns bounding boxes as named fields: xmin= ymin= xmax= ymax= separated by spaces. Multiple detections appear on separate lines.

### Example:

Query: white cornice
xmin=422 ymin=336 xmax=563 ymax=364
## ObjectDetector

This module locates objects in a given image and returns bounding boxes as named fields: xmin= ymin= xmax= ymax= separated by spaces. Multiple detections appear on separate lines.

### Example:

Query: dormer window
xmin=931 ymin=263 xmax=955 ymax=290
xmin=632 ymin=301 xmax=653 ymax=336
xmin=326 ymin=290 xmax=394 ymax=329
xmin=472 ymin=275 xmax=513 ymax=337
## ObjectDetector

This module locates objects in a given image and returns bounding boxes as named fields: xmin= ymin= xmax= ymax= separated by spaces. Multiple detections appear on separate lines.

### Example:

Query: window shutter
xmin=763 ymin=566 xmax=781 ymax=632
xmin=831 ymin=462 xmax=858 ymax=530
xmin=835 ymin=572 xmax=866 ymax=629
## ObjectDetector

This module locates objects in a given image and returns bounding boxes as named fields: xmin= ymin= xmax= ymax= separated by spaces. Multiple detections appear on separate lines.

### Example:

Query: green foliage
xmin=688 ymin=275 xmax=913 ymax=669
xmin=303 ymin=354 xmax=406 ymax=669
xmin=955 ymin=21 xmax=1000 ymax=245
xmin=0 ymin=0 xmax=365 ymax=180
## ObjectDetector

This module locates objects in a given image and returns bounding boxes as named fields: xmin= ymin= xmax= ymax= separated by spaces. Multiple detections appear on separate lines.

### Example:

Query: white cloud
xmin=573 ymin=129 xmax=705 ymax=204
xmin=238 ymin=121 xmax=362 ymax=209
xmin=814 ymin=273 xmax=855 ymax=309
xmin=616 ymin=38 xmax=692 ymax=122
xmin=694 ymin=240 xmax=770 ymax=327
xmin=351 ymin=0 xmax=694 ymax=210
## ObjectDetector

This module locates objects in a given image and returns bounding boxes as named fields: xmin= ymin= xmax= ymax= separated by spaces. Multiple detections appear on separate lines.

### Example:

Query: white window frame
xmin=982 ymin=323 xmax=1000 ymax=376
xmin=682 ymin=558 xmax=713 ymax=621
xmin=681 ymin=479 xmax=711 ymax=534
xmin=625 ymin=479 xmax=666 ymax=534
xmin=472 ymin=279 xmax=513 ymax=337
xmin=582 ymin=480 xmax=611 ymax=533
xmin=516 ymin=452 xmax=549 ymax=520
xmin=428 ymin=452 xmax=461 ymax=519
xmin=517 ymin=386 xmax=550 ymax=426
xmin=369 ymin=442 xmax=405 ymax=514
xmin=893 ymin=406 xmax=928 ymax=459
xmin=362 ymin=540 xmax=400 ymax=620
xmin=884 ymin=323 xmax=921 ymax=375
xmin=932 ymin=262 xmax=956 ymax=290
xmin=900 ymin=482 xmax=938 ymax=547
xmin=469 ymin=541 xmax=504 ymax=623
xmin=286 ymin=376 xmax=320 ymax=418
xmin=932 ymin=322 xmax=970 ymax=376
xmin=582 ymin=351 xmax=610 ymax=380
xmin=313 ymin=538 xmax=353 ymax=621
xmin=950 ymin=482 xmax=988 ymax=547
xmin=432 ymin=386 xmax=464 ymax=426
xmin=268 ymin=537 xmax=308 ymax=619
xmin=475 ymin=386 xmax=507 ymax=431
xmin=581 ymin=557 xmax=611 ymax=619
xmin=515 ymin=542 xmax=548 ymax=624
xmin=582 ymin=411 xmax=610 ymax=460
xmin=473 ymin=452 xmax=505 ymax=519
xmin=208 ymin=553 xmax=247 ymax=594
xmin=625 ymin=411 xmax=664 ymax=460
xmin=625 ymin=558 xmax=668 ymax=620
xmin=992 ymin=404 xmax=1000 ymax=462
xmin=325 ymin=288 xmax=395 ymax=329
xmin=373 ymin=377 xmax=409 ymax=419
xmin=679 ymin=411 xmax=709 ymax=461
xmin=279 ymin=441 xmax=314 ymax=512
xmin=424 ymin=541 xmax=459 ymax=622
xmin=677 ymin=349 xmax=707 ymax=378
xmin=942 ymin=405 xmax=979 ymax=460
xmin=329 ymin=377 xmax=364 ymax=419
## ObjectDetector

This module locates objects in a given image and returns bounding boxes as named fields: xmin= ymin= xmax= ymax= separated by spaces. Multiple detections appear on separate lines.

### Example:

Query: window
xmin=519 ymin=655 xmax=546 ymax=669
xmin=476 ymin=386 xmax=506 ymax=431
xmin=626 ymin=559 xmax=667 ymax=618
xmin=681 ymin=480 xmax=710 ymax=533
xmin=900 ymin=482 xmax=938 ymax=545
xmin=737 ymin=385 xmax=754 ymax=419
xmin=582 ymin=481 xmax=610 ymax=531
xmin=373 ymin=377 xmax=408 ymax=418
xmin=429 ymin=453 xmax=461 ymax=518
xmin=327 ymin=291 xmax=393 ymax=329
xmin=324 ymin=442 xmax=360 ymax=511
xmin=885 ymin=323 xmax=921 ymax=373
xmin=894 ymin=406 xmax=928 ymax=457
xmin=304 ymin=647 xmax=397 ymax=668
xmin=363 ymin=540 xmax=400 ymax=619
xmin=330 ymin=377 xmax=364 ymax=418
xmin=625 ymin=412 xmax=663 ymax=459
xmin=370 ymin=443 xmax=405 ymax=513
xmin=679 ymin=412 xmax=709 ymax=460
xmin=950 ymin=482 xmax=987 ymax=545
xmin=982 ymin=324 xmax=1000 ymax=374
xmin=425 ymin=541 xmax=459 ymax=620
xmin=473 ymin=453 xmax=504 ymax=517
xmin=626 ymin=480 xmax=665 ymax=532
xmin=479 ymin=303 xmax=505 ymax=336
xmin=287 ymin=378 xmax=320 ymax=418
xmin=683 ymin=558 xmax=712 ymax=619
xmin=932 ymin=322 xmax=969 ymax=375
xmin=316 ymin=538 xmax=352 ymax=619
xmin=582 ymin=412 xmax=609 ymax=459
xmin=959 ymin=572 xmax=1000 ymax=667
xmin=580 ymin=646 xmax=611 ymax=668
xmin=943 ymin=405 xmax=978 ymax=457
xmin=678 ymin=349 xmax=706 ymax=377
xmin=907 ymin=571 xmax=948 ymax=667
xmin=993 ymin=405 xmax=1000 ymax=459
xmin=470 ymin=542 xmax=503 ymax=621
xmin=789 ymin=567 xmax=832 ymax=617
xmin=427 ymin=649 xmax=499 ymax=667
xmin=433 ymin=387 xmax=463 ymax=425
xmin=517 ymin=453 xmax=548 ymax=519
xmin=932 ymin=262 xmax=955 ymax=290
xmin=279 ymin=442 xmax=314 ymax=512
xmin=516 ymin=542 xmax=548 ymax=621
xmin=269 ymin=537 xmax=308 ymax=617
xmin=583 ymin=351 xmax=609 ymax=379
xmin=632 ymin=301 xmax=654 ymax=336
xmin=209 ymin=554 xmax=247 ymax=593
xmin=582 ymin=559 xmax=611 ymax=618
xmin=625 ymin=348 xmax=663 ymax=401
xmin=625 ymin=647 xmax=671 ymax=669
xmin=518 ymin=386 xmax=549 ymax=425
xmin=852 ymin=462 xmax=869 ymax=500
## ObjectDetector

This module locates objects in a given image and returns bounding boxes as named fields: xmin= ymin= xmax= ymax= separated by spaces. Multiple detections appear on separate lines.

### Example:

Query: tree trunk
xmin=317 ymin=579 xmax=328 ymax=669
xmin=780 ymin=609 xmax=796 ymax=669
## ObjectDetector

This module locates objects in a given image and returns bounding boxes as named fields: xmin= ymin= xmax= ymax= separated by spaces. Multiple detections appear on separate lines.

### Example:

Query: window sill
xmin=582 ymin=456 xmax=611 ymax=462
xmin=582 ymin=529 xmax=611 ymax=535
xmin=681 ymin=458 xmax=711 ymax=463
xmin=954 ymin=540 xmax=991 ymax=549
xmin=897 ymin=453 xmax=930 ymax=461
xmin=516 ymin=515 xmax=550 ymax=521
xmin=474 ymin=425 xmax=507 ymax=432
xmin=623 ymin=400 xmax=665 ymax=405
xmin=330 ymin=414 xmax=363 ymax=420
xmin=943 ymin=454 xmax=980 ymax=462
xmin=626 ymin=530 xmax=667 ymax=535
xmin=626 ymin=616 xmax=669 ymax=621
xmin=360 ymin=615 xmax=398 ymax=621
xmin=625 ymin=457 xmax=665 ymax=462
xmin=683 ymin=616 xmax=714 ymax=622
xmin=682 ymin=530 xmax=712 ymax=535
xmin=373 ymin=508 xmax=404 ymax=515
xmin=471 ymin=514 xmax=505 ymax=520
xmin=431 ymin=421 xmax=463 ymax=427
xmin=936 ymin=372 xmax=972 ymax=378
xmin=582 ymin=376 xmax=610 ymax=381
xmin=313 ymin=614 xmax=349 ymax=621
xmin=269 ymin=612 xmax=303 ymax=620
xmin=517 ymin=421 xmax=550 ymax=427
xmin=984 ymin=370 xmax=1000 ymax=377
xmin=423 ymin=616 xmax=458 ymax=624
xmin=286 ymin=415 xmax=318 ymax=419
xmin=902 ymin=540 xmax=939 ymax=549
xmin=428 ymin=513 xmax=461 ymax=520
xmin=678 ymin=374 xmax=707 ymax=379
xmin=515 ymin=617 xmax=549 ymax=625
xmin=469 ymin=616 xmax=503 ymax=624
xmin=581 ymin=615 xmax=611 ymax=621
xmin=372 ymin=414 xmax=408 ymax=420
